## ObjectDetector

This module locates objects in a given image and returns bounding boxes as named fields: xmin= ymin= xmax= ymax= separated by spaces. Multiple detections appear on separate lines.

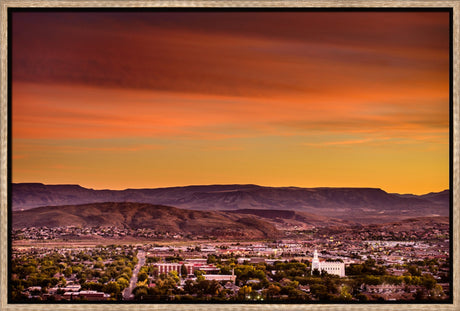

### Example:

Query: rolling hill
xmin=224 ymin=208 xmax=352 ymax=230
xmin=12 ymin=202 xmax=280 ymax=239
xmin=13 ymin=202 xmax=449 ymax=242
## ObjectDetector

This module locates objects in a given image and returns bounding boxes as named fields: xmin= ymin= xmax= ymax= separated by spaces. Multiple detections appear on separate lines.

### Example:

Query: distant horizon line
xmin=12 ymin=181 xmax=449 ymax=196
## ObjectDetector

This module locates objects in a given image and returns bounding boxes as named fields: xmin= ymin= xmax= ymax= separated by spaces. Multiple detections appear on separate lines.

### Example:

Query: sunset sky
xmin=11 ymin=10 xmax=450 ymax=194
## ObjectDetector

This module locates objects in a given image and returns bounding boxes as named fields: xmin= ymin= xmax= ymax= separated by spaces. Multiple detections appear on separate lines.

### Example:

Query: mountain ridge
xmin=12 ymin=183 xmax=449 ymax=222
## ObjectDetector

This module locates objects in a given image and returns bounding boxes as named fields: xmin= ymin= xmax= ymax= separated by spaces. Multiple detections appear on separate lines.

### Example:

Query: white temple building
xmin=311 ymin=250 xmax=345 ymax=277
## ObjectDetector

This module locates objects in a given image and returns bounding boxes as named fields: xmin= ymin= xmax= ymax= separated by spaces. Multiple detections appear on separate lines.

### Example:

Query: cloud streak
xmin=12 ymin=11 xmax=449 ymax=98
xmin=13 ymin=81 xmax=448 ymax=144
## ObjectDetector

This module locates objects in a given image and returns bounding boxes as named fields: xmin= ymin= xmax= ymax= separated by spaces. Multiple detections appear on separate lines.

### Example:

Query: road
xmin=123 ymin=249 xmax=145 ymax=300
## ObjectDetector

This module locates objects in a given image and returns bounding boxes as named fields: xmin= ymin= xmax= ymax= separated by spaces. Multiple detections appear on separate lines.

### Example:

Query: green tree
xmin=207 ymin=255 xmax=217 ymax=264
xmin=339 ymin=285 xmax=352 ymax=301
xmin=238 ymin=285 xmax=252 ymax=300
xmin=59 ymin=277 xmax=67 ymax=287
xmin=168 ymin=270 xmax=180 ymax=284
xmin=63 ymin=267 xmax=72 ymax=278
xmin=103 ymin=281 xmax=121 ymax=296
xmin=422 ymin=275 xmax=436 ymax=290
xmin=265 ymin=284 xmax=281 ymax=300
xmin=133 ymin=285 xmax=148 ymax=300
xmin=117 ymin=277 xmax=129 ymax=289
xmin=408 ymin=265 xmax=422 ymax=277
xmin=181 ymin=264 xmax=188 ymax=278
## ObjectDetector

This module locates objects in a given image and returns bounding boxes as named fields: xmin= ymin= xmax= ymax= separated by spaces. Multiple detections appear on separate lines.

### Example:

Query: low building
xmin=204 ymin=274 xmax=236 ymax=282
xmin=79 ymin=290 xmax=111 ymax=301
xmin=365 ymin=284 xmax=405 ymax=294
xmin=62 ymin=290 xmax=110 ymax=301
xmin=153 ymin=262 xmax=219 ymax=276
xmin=63 ymin=284 xmax=81 ymax=292
xmin=250 ymin=257 xmax=266 ymax=264
xmin=154 ymin=263 xmax=188 ymax=275
xmin=27 ymin=286 xmax=42 ymax=292
xmin=186 ymin=258 xmax=207 ymax=265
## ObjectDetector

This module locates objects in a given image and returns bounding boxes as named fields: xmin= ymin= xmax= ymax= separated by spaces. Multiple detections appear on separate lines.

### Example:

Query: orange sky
xmin=11 ymin=11 xmax=450 ymax=194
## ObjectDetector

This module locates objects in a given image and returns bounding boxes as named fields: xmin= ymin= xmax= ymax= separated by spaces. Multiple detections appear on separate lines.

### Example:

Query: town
xmin=11 ymin=224 xmax=450 ymax=302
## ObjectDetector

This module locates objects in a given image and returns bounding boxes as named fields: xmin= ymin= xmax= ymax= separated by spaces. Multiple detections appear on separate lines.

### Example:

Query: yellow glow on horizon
xmin=12 ymin=84 xmax=449 ymax=195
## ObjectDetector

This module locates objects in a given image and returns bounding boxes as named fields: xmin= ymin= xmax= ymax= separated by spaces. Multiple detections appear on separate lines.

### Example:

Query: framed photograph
xmin=1 ymin=1 xmax=458 ymax=310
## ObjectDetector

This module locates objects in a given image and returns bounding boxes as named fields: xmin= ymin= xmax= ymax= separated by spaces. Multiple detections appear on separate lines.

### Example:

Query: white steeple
xmin=311 ymin=249 xmax=320 ymax=275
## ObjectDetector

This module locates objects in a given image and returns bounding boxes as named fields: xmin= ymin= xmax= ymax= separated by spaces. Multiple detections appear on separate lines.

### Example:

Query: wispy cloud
xmin=302 ymin=138 xmax=378 ymax=147
xmin=13 ymin=82 xmax=448 ymax=144
xmin=14 ymin=140 xmax=164 ymax=154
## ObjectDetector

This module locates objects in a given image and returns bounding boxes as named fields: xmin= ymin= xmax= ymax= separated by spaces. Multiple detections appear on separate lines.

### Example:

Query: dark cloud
xmin=12 ymin=11 xmax=449 ymax=97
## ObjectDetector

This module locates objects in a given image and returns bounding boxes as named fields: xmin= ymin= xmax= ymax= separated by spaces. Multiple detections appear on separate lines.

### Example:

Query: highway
xmin=122 ymin=249 xmax=145 ymax=300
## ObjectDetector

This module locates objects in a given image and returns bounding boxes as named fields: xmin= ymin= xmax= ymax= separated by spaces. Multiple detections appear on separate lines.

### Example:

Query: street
xmin=122 ymin=249 xmax=145 ymax=300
